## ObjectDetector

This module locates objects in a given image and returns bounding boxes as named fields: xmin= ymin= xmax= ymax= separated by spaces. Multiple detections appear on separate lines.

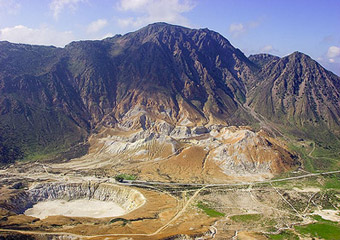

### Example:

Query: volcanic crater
xmin=6 ymin=182 xmax=146 ymax=219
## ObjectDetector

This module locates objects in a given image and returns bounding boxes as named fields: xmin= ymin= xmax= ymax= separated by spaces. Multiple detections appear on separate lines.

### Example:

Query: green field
xmin=294 ymin=214 xmax=340 ymax=239
xmin=196 ymin=202 xmax=225 ymax=217
xmin=267 ymin=230 xmax=299 ymax=240
xmin=295 ymin=223 xmax=340 ymax=239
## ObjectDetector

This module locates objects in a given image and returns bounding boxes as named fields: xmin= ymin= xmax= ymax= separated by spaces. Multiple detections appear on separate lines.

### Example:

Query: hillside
xmin=248 ymin=52 xmax=340 ymax=147
xmin=0 ymin=23 xmax=339 ymax=167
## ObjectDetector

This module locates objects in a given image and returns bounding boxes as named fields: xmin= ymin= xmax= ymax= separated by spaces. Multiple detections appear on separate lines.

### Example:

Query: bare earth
xmin=314 ymin=209 xmax=340 ymax=222
xmin=24 ymin=199 xmax=126 ymax=219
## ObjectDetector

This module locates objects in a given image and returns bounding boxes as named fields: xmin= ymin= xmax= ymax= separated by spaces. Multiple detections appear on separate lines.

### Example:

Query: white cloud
xmin=329 ymin=58 xmax=335 ymax=63
xmin=118 ymin=0 xmax=150 ymax=11
xmin=248 ymin=20 xmax=261 ymax=29
xmin=50 ymin=0 xmax=85 ymax=20
xmin=117 ymin=17 xmax=135 ymax=28
xmin=0 ymin=0 xmax=21 ymax=14
xmin=229 ymin=23 xmax=245 ymax=37
xmin=261 ymin=45 xmax=273 ymax=52
xmin=0 ymin=25 xmax=74 ymax=47
xmin=117 ymin=0 xmax=196 ymax=28
xmin=327 ymin=46 xmax=340 ymax=58
xmin=229 ymin=18 xmax=262 ymax=38
xmin=87 ymin=19 xmax=108 ymax=33
xmin=260 ymin=45 xmax=279 ymax=54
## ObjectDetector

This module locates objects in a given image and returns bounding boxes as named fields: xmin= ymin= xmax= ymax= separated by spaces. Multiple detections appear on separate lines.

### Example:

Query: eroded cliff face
xmin=1 ymin=182 xmax=145 ymax=215
xmin=210 ymin=128 xmax=297 ymax=176
xmin=65 ymin=123 xmax=298 ymax=183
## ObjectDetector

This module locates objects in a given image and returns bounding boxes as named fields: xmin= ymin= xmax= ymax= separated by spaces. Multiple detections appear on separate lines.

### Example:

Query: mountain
xmin=248 ymin=52 xmax=340 ymax=146
xmin=0 ymin=23 xmax=339 ymax=167
xmin=0 ymin=23 xmax=258 ymax=163
xmin=65 ymin=22 xmax=259 ymax=127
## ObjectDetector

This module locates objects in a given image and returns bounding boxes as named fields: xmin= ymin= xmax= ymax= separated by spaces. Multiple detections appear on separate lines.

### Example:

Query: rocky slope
xmin=59 ymin=124 xmax=298 ymax=182
xmin=0 ymin=22 xmax=339 ymax=170
xmin=248 ymin=53 xmax=280 ymax=68
xmin=0 ymin=23 xmax=260 ymax=163
xmin=0 ymin=42 xmax=90 ymax=162
xmin=66 ymin=23 xmax=258 ymax=127
xmin=248 ymin=52 xmax=340 ymax=145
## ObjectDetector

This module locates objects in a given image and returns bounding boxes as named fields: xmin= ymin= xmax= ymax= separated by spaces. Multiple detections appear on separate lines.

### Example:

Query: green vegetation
xmin=312 ymin=144 xmax=340 ymax=159
xmin=261 ymin=218 xmax=278 ymax=229
xmin=196 ymin=201 xmax=225 ymax=217
xmin=230 ymin=213 xmax=262 ymax=223
xmin=114 ymin=173 xmax=137 ymax=182
xmin=280 ymin=124 xmax=340 ymax=173
xmin=21 ymin=140 xmax=89 ymax=163
xmin=324 ymin=174 xmax=340 ymax=189
xmin=24 ymin=149 xmax=65 ymax=162
xmin=288 ymin=142 xmax=314 ymax=172
xmin=271 ymin=173 xmax=340 ymax=193
xmin=288 ymin=140 xmax=340 ymax=173
xmin=295 ymin=222 xmax=340 ymax=239
xmin=267 ymin=230 xmax=299 ymax=240
xmin=294 ymin=213 xmax=340 ymax=239
xmin=109 ymin=218 xmax=129 ymax=226
xmin=0 ymin=77 xmax=89 ymax=164
xmin=271 ymin=177 xmax=317 ymax=189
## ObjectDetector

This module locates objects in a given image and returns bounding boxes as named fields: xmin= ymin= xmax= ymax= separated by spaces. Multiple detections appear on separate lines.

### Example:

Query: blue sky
xmin=0 ymin=0 xmax=339 ymax=75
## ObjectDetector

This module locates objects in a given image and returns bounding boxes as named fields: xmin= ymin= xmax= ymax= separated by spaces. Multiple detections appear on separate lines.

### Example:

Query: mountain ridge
xmin=0 ymin=22 xmax=339 ymax=164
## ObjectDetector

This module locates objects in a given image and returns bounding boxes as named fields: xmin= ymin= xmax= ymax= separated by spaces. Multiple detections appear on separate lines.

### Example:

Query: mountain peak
xmin=291 ymin=51 xmax=304 ymax=56
xmin=136 ymin=22 xmax=219 ymax=39
xmin=249 ymin=48 xmax=340 ymax=141
xmin=145 ymin=22 xmax=178 ymax=28
xmin=137 ymin=22 xmax=189 ymax=34
xmin=287 ymin=51 xmax=312 ymax=60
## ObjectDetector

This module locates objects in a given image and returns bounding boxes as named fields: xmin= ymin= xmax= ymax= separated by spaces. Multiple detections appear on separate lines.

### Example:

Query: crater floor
xmin=24 ymin=199 xmax=126 ymax=219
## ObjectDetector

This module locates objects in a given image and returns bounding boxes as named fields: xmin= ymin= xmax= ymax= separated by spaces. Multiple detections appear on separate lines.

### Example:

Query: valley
xmin=1 ymin=158 xmax=340 ymax=239
xmin=1 ymin=22 xmax=340 ymax=239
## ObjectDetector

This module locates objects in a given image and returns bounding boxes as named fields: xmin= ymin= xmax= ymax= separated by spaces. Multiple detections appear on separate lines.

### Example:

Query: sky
xmin=0 ymin=0 xmax=339 ymax=75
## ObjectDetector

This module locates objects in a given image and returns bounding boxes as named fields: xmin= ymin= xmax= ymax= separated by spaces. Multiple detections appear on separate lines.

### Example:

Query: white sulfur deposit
xmin=5 ymin=182 xmax=146 ymax=219
xmin=24 ymin=199 xmax=126 ymax=219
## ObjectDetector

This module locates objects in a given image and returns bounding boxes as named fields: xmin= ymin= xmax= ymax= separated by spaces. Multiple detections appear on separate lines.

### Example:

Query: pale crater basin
xmin=25 ymin=199 xmax=126 ymax=219
xmin=9 ymin=182 xmax=146 ymax=220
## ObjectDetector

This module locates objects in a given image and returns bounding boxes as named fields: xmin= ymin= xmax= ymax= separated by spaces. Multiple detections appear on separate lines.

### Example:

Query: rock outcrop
xmin=77 ymin=124 xmax=298 ymax=182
